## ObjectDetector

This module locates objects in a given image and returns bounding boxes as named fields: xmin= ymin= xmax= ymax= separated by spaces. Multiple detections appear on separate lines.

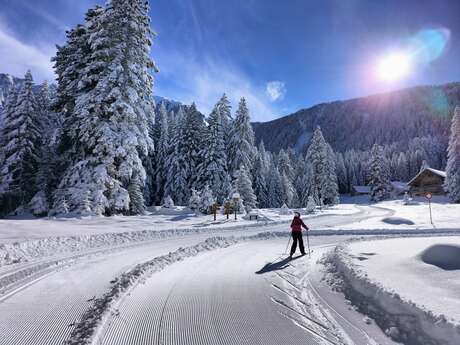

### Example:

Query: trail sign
xmin=425 ymin=193 xmax=434 ymax=225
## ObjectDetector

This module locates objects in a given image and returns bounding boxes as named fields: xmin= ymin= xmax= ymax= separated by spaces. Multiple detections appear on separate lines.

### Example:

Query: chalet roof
xmin=352 ymin=185 xmax=371 ymax=193
xmin=407 ymin=167 xmax=446 ymax=186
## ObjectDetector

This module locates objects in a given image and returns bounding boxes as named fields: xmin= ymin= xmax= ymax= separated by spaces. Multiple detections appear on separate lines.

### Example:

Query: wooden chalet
xmin=407 ymin=167 xmax=446 ymax=196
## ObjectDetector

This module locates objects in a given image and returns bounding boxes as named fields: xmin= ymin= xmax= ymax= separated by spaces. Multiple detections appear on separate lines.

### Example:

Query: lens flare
xmin=376 ymin=52 xmax=411 ymax=82
xmin=410 ymin=28 xmax=450 ymax=65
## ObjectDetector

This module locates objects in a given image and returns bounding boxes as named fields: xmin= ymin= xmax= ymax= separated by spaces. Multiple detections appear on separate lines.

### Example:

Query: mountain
xmin=0 ymin=73 xmax=45 ymax=110
xmin=253 ymin=83 xmax=460 ymax=154
xmin=154 ymin=95 xmax=182 ymax=113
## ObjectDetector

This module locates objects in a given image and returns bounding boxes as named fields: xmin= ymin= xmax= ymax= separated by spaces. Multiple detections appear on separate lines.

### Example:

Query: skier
xmin=289 ymin=212 xmax=309 ymax=259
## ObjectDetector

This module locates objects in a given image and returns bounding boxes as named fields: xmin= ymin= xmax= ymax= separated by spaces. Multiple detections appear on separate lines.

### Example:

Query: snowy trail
xmin=0 ymin=205 xmax=393 ymax=345
xmin=99 ymin=239 xmax=348 ymax=345
xmin=0 ymin=235 xmax=229 ymax=345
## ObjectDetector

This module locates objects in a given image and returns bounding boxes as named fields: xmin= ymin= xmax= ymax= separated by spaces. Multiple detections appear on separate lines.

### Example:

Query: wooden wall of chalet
xmin=408 ymin=171 xmax=445 ymax=196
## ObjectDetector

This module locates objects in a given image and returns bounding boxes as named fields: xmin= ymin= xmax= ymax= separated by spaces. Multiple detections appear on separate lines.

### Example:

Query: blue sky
xmin=0 ymin=0 xmax=459 ymax=121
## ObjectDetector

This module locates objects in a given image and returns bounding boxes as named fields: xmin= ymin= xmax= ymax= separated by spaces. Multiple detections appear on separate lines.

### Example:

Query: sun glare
xmin=376 ymin=52 xmax=412 ymax=82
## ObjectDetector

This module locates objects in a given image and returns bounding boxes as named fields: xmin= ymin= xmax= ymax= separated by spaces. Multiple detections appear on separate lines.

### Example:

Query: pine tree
xmin=253 ymin=142 xmax=269 ymax=208
xmin=280 ymin=172 xmax=295 ymax=207
xmin=182 ymin=104 xmax=206 ymax=191
xmin=164 ymin=107 xmax=189 ymax=205
xmin=277 ymin=149 xmax=294 ymax=181
xmin=215 ymin=93 xmax=233 ymax=148
xmin=305 ymin=127 xmax=339 ymax=205
xmin=153 ymin=103 xmax=170 ymax=203
xmin=0 ymin=71 xmax=41 ymax=213
xmin=234 ymin=165 xmax=257 ymax=211
xmin=196 ymin=104 xmax=231 ymax=202
xmin=189 ymin=189 xmax=202 ymax=211
xmin=293 ymin=159 xmax=314 ymax=207
xmin=228 ymin=98 xmax=256 ymax=175
xmin=445 ymin=106 xmax=460 ymax=202
xmin=368 ymin=144 xmax=391 ymax=201
xmin=200 ymin=185 xmax=215 ymax=214
xmin=128 ymin=172 xmax=146 ymax=215
xmin=266 ymin=164 xmax=283 ymax=208
xmin=323 ymin=144 xmax=340 ymax=205
xmin=54 ymin=0 xmax=157 ymax=215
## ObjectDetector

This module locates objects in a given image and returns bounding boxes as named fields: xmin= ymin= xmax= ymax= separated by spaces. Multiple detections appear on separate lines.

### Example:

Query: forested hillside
xmin=253 ymin=83 xmax=460 ymax=154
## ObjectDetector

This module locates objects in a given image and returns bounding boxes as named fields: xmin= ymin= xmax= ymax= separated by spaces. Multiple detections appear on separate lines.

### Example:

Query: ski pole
xmin=284 ymin=236 xmax=291 ymax=255
xmin=306 ymin=229 xmax=311 ymax=257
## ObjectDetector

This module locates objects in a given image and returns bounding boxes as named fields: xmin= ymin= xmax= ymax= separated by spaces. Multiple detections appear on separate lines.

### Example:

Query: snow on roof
xmin=408 ymin=167 xmax=446 ymax=185
xmin=353 ymin=185 xmax=371 ymax=193
xmin=391 ymin=181 xmax=409 ymax=191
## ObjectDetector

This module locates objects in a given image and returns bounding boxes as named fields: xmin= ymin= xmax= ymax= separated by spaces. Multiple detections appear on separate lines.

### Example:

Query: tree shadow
xmin=255 ymin=255 xmax=302 ymax=274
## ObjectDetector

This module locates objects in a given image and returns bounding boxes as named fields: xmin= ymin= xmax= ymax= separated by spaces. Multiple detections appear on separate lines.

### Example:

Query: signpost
xmin=212 ymin=203 xmax=220 ymax=221
xmin=425 ymin=192 xmax=433 ymax=225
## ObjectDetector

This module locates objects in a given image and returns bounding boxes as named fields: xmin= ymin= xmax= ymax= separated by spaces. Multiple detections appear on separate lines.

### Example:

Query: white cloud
xmin=0 ymin=21 xmax=55 ymax=82
xmin=265 ymin=81 xmax=286 ymax=102
xmin=154 ymin=50 xmax=279 ymax=121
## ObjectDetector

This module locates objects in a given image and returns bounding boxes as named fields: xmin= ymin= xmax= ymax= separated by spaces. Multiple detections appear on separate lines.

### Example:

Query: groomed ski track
xmin=0 ymin=205 xmax=393 ymax=345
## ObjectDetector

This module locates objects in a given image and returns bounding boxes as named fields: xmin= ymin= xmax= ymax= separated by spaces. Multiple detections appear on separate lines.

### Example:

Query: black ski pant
xmin=290 ymin=231 xmax=305 ymax=255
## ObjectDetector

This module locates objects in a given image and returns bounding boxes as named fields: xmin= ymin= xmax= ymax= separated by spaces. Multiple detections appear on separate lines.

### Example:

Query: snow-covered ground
xmin=2 ymin=199 xmax=460 ymax=345
xmin=0 ymin=204 xmax=359 ymax=244
xmin=326 ymin=236 xmax=460 ymax=344
xmin=334 ymin=196 xmax=460 ymax=231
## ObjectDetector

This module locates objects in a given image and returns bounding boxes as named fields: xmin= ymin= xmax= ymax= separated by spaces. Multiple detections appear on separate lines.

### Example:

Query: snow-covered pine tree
xmin=189 ymin=189 xmax=202 ymax=212
xmin=228 ymin=98 xmax=256 ymax=175
xmin=164 ymin=106 xmax=189 ymax=205
xmin=252 ymin=142 xmax=269 ymax=208
xmin=153 ymin=103 xmax=170 ymax=204
xmin=182 ymin=104 xmax=206 ymax=192
xmin=368 ymin=144 xmax=391 ymax=201
xmin=0 ymin=71 xmax=41 ymax=213
xmin=281 ymin=172 xmax=295 ymax=207
xmin=33 ymin=81 xmax=59 ymax=212
xmin=266 ymin=164 xmax=284 ymax=208
xmin=323 ymin=144 xmax=340 ymax=205
xmin=215 ymin=94 xmax=233 ymax=146
xmin=277 ymin=149 xmax=294 ymax=181
xmin=152 ymin=102 xmax=167 ymax=148
xmin=306 ymin=195 xmax=316 ymax=213
xmin=305 ymin=127 xmax=339 ymax=205
xmin=128 ymin=172 xmax=146 ymax=215
xmin=0 ymin=87 xmax=18 ymax=163
xmin=54 ymin=0 xmax=157 ymax=215
xmin=200 ymin=185 xmax=215 ymax=214
xmin=335 ymin=152 xmax=348 ymax=193
xmin=445 ymin=106 xmax=460 ymax=202
xmin=293 ymin=158 xmax=314 ymax=207
xmin=29 ymin=191 xmax=49 ymax=217
xmin=196 ymin=104 xmax=231 ymax=202
xmin=234 ymin=165 xmax=257 ymax=212
xmin=162 ymin=195 xmax=175 ymax=208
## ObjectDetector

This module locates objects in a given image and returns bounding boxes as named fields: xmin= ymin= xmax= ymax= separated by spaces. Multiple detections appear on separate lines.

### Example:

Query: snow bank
xmin=325 ymin=238 xmax=460 ymax=345
xmin=64 ymin=232 xmax=283 ymax=345
xmin=0 ymin=221 xmax=290 ymax=268
xmin=420 ymin=244 xmax=460 ymax=270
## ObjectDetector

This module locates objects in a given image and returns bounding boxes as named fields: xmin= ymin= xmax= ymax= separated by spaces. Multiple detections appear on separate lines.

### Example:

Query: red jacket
xmin=291 ymin=216 xmax=308 ymax=232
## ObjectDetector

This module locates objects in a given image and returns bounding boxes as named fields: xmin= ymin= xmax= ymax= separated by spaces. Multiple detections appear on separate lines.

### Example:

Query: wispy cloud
xmin=0 ymin=21 xmax=55 ymax=82
xmin=265 ymin=81 xmax=286 ymax=102
xmin=155 ymin=50 xmax=279 ymax=121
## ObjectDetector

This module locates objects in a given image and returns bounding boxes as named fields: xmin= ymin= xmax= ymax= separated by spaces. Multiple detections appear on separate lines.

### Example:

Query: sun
xmin=376 ymin=52 xmax=412 ymax=82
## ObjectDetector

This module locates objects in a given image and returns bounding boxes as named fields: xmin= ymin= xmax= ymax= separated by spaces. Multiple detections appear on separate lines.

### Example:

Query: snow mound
xmin=381 ymin=217 xmax=414 ymax=225
xmin=420 ymin=244 xmax=460 ymax=270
